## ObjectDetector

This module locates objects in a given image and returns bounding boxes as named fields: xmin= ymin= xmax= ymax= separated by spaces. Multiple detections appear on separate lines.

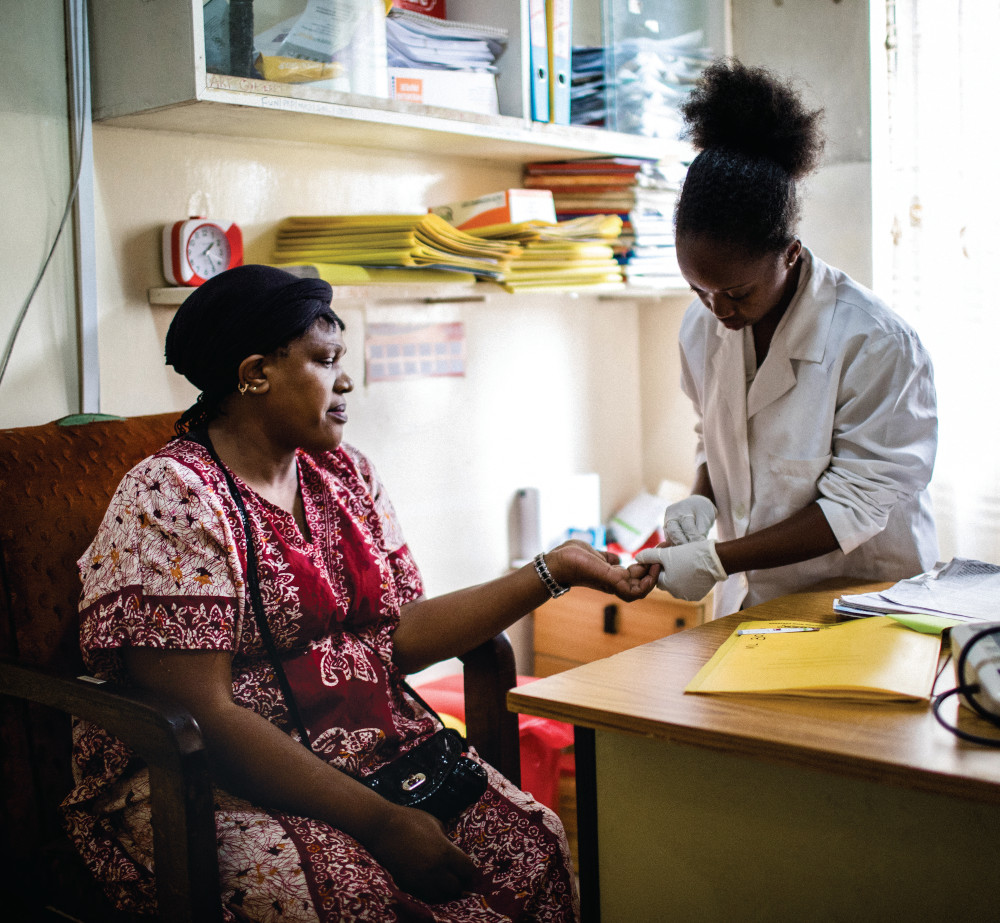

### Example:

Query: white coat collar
xmin=772 ymin=248 xmax=838 ymax=364
xmin=738 ymin=248 xmax=838 ymax=418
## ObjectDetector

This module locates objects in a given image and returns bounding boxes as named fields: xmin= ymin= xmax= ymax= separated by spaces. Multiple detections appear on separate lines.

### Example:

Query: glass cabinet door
xmin=202 ymin=0 xmax=389 ymax=98
xmin=598 ymin=0 xmax=726 ymax=138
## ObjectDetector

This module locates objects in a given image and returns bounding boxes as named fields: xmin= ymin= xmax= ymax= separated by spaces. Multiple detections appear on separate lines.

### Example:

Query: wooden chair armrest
xmin=458 ymin=633 xmax=520 ymax=786
xmin=0 ymin=659 xmax=222 ymax=923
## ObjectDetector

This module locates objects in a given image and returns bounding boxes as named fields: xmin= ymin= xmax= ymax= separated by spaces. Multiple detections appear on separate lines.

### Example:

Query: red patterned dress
xmin=62 ymin=437 xmax=578 ymax=922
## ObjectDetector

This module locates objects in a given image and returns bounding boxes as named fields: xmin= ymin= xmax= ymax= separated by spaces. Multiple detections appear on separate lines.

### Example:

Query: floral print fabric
xmin=62 ymin=437 xmax=578 ymax=921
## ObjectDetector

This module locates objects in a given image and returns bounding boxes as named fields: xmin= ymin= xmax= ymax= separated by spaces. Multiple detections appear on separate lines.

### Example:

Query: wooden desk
xmin=508 ymin=583 xmax=1000 ymax=922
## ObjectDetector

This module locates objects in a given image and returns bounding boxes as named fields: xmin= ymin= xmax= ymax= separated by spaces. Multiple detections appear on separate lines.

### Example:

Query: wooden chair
xmin=0 ymin=413 xmax=519 ymax=923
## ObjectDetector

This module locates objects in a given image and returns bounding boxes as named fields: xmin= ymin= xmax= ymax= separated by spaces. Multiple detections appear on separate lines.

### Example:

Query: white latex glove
xmin=663 ymin=495 xmax=717 ymax=545
xmin=635 ymin=540 xmax=726 ymax=601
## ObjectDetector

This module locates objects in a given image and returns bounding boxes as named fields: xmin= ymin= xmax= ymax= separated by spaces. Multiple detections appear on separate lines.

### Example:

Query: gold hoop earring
xmin=238 ymin=382 xmax=249 ymax=395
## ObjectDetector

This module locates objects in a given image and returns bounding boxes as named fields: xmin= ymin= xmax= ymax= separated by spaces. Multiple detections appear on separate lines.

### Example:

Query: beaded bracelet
xmin=533 ymin=551 xmax=570 ymax=599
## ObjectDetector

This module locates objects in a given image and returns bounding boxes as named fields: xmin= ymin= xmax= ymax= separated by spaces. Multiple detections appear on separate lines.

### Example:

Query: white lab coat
xmin=678 ymin=249 xmax=938 ymax=618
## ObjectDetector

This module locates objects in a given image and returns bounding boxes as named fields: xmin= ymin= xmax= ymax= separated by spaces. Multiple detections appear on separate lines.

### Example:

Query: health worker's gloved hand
xmin=663 ymin=495 xmax=716 ymax=545
xmin=635 ymin=540 xmax=726 ymax=601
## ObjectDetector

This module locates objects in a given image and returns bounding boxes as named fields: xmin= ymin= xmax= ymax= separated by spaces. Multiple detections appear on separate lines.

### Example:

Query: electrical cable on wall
xmin=0 ymin=147 xmax=84 ymax=390
xmin=0 ymin=0 xmax=89 ymax=394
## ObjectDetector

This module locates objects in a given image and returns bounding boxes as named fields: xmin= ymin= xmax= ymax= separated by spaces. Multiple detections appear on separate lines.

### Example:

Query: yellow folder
xmin=273 ymin=214 xmax=521 ymax=275
xmin=466 ymin=214 xmax=623 ymax=242
xmin=500 ymin=273 xmax=623 ymax=293
xmin=266 ymin=263 xmax=477 ymax=287
xmin=685 ymin=616 xmax=942 ymax=702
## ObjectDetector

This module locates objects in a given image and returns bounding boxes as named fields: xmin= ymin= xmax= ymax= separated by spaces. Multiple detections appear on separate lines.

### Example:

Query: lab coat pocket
xmin=765 ymin=453 xmax=832 ymax=486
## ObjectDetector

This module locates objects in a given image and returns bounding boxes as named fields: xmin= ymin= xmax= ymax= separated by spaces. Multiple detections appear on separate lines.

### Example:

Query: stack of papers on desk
xmin=272 ymin=214 xmax=522 ymax=279
xmin=835 ymin=557 xmax=1000 ymax=623
xmin=686 ymin=617 xmax=942 ymax=702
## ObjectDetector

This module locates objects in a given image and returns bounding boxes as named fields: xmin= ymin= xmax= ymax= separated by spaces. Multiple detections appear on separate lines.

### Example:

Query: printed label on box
xmin=393 ymin=76 xmax=424 ymax=102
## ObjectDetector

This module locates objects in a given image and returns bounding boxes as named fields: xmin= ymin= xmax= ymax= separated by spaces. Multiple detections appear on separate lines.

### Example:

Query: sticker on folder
xmin=685 ymin=616 xmax=942 ymax=702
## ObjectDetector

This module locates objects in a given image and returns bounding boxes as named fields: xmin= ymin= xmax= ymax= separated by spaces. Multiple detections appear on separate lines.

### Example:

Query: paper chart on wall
xmin=364 ymin=321 xmax=465 ymax=383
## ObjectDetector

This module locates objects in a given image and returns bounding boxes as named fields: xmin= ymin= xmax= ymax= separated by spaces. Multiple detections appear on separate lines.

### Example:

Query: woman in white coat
xmin=636 ymin=60 xmax=938 ymax=617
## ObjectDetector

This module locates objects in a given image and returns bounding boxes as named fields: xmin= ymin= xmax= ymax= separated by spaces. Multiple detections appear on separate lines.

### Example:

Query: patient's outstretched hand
xmin=543 ymin=540 xmax=661 ymax=601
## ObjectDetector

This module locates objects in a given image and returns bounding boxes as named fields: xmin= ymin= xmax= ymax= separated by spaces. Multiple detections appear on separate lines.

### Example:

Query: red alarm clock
xmin=163 ymin=218 xmax=244 ymax=286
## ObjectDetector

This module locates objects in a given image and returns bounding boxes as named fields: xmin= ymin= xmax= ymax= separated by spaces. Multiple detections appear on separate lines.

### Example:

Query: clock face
xmin=185 ymin=223 xmax=232 ymax=280
xmin=163 ymin=218 xmax=243 ymax=285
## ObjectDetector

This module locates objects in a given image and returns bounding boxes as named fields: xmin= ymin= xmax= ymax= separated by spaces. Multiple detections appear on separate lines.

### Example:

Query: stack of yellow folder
xmin=466 ymin=216 xmax=626 ymax=293
xmin=272 ymin=214 xmax=522 ymax=279
xmin=685 ymin=616 xmax=942 ymax=702
xmin=263 ymin=263 xmax=478 ymax=288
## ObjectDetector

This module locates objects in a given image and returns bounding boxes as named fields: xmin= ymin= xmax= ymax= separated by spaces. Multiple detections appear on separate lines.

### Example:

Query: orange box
xmin=429 ymin=189 xmax=557 ymax=230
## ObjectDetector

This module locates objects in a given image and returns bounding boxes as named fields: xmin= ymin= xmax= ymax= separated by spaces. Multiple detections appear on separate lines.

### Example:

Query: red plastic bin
xmin=413 ymin=673 xmax=575 ymax=812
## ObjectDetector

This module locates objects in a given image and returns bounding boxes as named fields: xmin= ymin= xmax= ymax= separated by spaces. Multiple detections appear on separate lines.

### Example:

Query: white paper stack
xmin=386 ymin=7 xmax=507 ymax=72
xmin=835 ymin=558 xmax=1000 ymax=622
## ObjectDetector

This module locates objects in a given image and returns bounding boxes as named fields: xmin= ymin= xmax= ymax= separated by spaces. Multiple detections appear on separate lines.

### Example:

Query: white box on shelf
xmin=389 ymin=67 xmax=499 ymax=115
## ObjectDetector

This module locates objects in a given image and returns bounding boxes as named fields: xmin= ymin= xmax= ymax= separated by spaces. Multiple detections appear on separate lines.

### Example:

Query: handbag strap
xmin=188 ymin=429 xmax=456 ymax=754
xmin=189 ymin=429 xmax=315 ymax=753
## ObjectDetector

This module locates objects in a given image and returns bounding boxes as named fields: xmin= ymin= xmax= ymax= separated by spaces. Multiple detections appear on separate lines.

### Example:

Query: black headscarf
xmin=165 ymin=264 xmax=341 ymax=433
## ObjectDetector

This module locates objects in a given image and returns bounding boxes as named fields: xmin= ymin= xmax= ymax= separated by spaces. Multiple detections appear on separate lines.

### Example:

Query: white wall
xmin=638 ymin=294 xmax=700 ymax=493
xmin=730 ymin=0 xmax=873 ymax=286
xmin=0 ymin=3 xmax=79 ymax=427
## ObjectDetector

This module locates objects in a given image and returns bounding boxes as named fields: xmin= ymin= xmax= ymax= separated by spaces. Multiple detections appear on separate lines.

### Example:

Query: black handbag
xmin=360 ymin=726 xmax=487 ymax=822
xmin=194 ymin=430 xmax=488 ymax=823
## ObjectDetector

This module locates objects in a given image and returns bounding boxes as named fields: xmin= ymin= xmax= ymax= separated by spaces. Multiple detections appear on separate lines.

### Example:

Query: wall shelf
xmin=89 ymin=1 xmax=692 ymax=165
xmin=96 ymin=0 xmax=699 ymax=309
xmin=149 ymin=280 xmax=689 ymax=307
xmin=149 ymin=281 xmax=484 ymax=306
xmin=97 ymin=76 xmax=687 ymax=165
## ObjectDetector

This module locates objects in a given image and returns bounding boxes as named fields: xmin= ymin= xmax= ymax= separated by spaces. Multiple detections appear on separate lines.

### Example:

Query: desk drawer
xmin=532 ymin=586 xmax=707 ymax=676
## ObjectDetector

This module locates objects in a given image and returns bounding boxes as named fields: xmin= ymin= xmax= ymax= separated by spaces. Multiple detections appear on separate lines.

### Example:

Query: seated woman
xmin=61 ymin=265 xmax=658 ymax=923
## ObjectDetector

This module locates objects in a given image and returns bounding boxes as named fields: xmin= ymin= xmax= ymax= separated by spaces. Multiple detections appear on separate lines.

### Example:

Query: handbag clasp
xmin=401 ymin=772 xmax=427 ymax=792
